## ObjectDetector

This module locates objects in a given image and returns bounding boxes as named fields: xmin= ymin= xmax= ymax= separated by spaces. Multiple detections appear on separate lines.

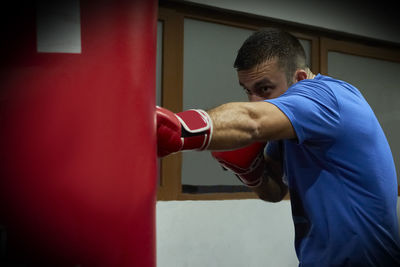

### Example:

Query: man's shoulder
xmin=284 ymin=75 xmax=338 ymax=104
xmin=287 ymin=74 xmax=362 ymax=104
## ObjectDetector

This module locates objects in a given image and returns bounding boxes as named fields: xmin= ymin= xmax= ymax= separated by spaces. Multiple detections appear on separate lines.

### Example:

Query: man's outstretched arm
xmin=156 ymin=101 xmax=295 ymax=156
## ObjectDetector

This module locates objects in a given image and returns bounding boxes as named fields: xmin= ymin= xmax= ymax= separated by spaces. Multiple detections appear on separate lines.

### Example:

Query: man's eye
xmin=256 ymin=87 xmax=269 ymax=95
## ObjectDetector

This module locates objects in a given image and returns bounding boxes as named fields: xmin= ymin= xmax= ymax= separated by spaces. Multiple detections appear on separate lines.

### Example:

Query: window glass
xmin=182 ymin=19 xmax=253 ymax=193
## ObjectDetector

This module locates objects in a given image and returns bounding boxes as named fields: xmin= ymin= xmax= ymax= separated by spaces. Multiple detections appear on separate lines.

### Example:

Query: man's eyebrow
xmin=254 ymin=78 xmax=272 ymax=88
xmin=239 ymin=78 xmax=272 ymax=89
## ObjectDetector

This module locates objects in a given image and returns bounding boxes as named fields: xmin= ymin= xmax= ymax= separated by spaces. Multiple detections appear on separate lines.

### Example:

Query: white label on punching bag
xmin=36 ymin=0 xmax=81 ymax=53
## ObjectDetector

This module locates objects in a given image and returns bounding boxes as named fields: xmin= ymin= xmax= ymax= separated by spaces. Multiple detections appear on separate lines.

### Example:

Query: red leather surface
xmin=156 ymin=106 xmax=183 ymax=157
xmin=177 ymin=110 xmax=209 ymax=132
xmin=0 ymin=0 xmax=157 ymax=266
xmin=212 ymin=142 xmax=266 ymax=171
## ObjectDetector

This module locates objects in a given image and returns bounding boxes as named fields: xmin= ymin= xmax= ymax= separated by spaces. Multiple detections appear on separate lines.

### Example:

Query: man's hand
xmin=211 ymin=142 xmax=267 ymax=187
xmin=156 ymin=106 xmax=213 ymax=157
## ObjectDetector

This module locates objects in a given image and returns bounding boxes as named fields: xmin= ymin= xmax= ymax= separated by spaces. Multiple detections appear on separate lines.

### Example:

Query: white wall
xmin=157 ymin=199 xmax=298 ymax=267
xmin=184 ymin=0 xmax=400 ymax=44
xmin=157 ymin=198 xmax=400 ymax=267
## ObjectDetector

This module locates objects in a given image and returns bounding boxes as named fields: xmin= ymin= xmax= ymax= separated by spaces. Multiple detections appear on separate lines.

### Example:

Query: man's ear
xmin=295 ymin=70 xmax=307 ymax=82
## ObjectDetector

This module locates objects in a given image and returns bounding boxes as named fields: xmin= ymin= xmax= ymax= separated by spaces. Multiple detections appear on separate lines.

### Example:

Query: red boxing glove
xmin=211 ymin=142 xmax=266 ymax=187
xmin=156 ymin=106 xmax=213 ymax=157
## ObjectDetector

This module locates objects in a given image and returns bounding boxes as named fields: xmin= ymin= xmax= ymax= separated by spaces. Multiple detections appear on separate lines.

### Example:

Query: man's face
xmin=237 ymin=58 xmax=290 ymax=102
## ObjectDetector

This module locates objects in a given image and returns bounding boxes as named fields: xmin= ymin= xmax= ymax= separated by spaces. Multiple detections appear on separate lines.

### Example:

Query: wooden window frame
xmin=320 ymin=38 xmax=400 ymax=75
xmin=157 ymin=8 xmax=184 ymax=201
xmin=157 ymin=2 xmax=400 ymax=200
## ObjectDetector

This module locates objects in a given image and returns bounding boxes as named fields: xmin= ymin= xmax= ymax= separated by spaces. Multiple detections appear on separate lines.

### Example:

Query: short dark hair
xmin=234 ymin=28 xmax=307 ymax=83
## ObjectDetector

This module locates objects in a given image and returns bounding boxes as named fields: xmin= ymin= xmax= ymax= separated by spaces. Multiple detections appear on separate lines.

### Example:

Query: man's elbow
xmin=254 ymin=186 xmax=288 ymax=203
xmin=257 ymin=193 xmax=285 ymax=203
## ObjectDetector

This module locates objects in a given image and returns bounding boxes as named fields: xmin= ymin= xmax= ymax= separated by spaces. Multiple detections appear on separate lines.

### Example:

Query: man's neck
xmin=305 ymin=68 xmax=315 ymax=79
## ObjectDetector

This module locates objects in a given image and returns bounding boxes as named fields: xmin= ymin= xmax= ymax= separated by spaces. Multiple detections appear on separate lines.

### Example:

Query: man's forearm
xmin=254 ymin=154 xmax=287 ymax=202
xmin=207 ymin=102 xmax=259 ymax=150
xmin=207 ymin=101 xmax=295 ymax=150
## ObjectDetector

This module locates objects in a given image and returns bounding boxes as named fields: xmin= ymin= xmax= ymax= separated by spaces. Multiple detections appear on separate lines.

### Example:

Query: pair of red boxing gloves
xmin=157 ymin=106 xmax=266 ymax=187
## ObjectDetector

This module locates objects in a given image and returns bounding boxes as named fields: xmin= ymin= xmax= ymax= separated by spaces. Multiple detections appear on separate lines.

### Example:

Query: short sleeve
xmin=266 ymin=79 xmax=341 ymax=144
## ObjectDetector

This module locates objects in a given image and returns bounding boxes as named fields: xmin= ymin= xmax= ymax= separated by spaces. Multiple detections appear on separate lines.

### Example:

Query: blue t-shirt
xmin=265 ymin=74 xmax=400 ymax=266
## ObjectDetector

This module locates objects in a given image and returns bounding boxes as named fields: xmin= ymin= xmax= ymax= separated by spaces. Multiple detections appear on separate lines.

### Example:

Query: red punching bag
xmin=0 ymin=0 xmax=157 ymax=266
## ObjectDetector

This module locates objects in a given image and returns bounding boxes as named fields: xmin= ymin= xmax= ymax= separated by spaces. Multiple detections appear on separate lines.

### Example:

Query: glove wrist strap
xmin=176 ymin=109 xmax=213 ymax=151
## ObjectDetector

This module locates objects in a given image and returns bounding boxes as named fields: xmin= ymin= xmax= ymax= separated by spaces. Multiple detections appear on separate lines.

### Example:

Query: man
xmin=157 ymin=28 xmax=400 ymax=266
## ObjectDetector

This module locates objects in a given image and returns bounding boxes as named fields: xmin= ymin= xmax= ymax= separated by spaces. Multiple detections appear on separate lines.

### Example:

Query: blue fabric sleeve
xmin=266 ymin=79 xmax=341 ymax=144
xmin=264 ymin=141 xmax=281 ymax=161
